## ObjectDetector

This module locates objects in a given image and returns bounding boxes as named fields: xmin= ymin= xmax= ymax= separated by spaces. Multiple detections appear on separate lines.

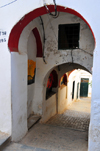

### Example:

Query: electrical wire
xmin=71 ymin=48 xmax=93 ymax=63
xmin=47 ymin=14 xmax=58 ymax=42
xmin=79 ymin=48 xmax=93 ymax=56
xmin=44 ymin=0 xmax=59 ymax=18
xmin=39 ymin=16 xmax=47 ymax=64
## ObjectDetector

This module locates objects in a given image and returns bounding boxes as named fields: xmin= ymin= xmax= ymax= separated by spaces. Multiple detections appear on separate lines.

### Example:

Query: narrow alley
xmin=3 ymin=98 xmax=90 ymax=151
xmin=46 ymin=98 xmax=90 ymax=131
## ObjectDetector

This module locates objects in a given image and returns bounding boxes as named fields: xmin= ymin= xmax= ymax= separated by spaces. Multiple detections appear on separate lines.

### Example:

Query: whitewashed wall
xmin=42 ymin=94 xmax=56 ymax=123
xmin=1 ymin=0 xmax=100 ymax=149
xmin=58 ymin=86 xmax=67 ymax=114
xmin=11 ymin=52 xmax=27 ymax=141
xmin=0 ymin=43 xmax=11 ymax=135
xmin=43 ymin=12 xmax=94 ymax=56
xmin=27 ymin=32 xmax=36 ymax=118
xmin=67 ymin=69 xmax=92 ymax=105
xmin=67 ymin=70 xmax=79 ymax=104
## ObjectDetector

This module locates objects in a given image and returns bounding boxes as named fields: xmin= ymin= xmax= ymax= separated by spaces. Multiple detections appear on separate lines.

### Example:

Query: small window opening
xmin=58 ymin=23 xmax=80 ymax=49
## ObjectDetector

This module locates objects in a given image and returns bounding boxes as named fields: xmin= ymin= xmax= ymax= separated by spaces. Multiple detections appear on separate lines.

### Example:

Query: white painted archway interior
xmin=42 ymin=63 xmax=92 ymax=123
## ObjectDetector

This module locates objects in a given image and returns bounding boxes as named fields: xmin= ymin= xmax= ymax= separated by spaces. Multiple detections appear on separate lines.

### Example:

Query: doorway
xmin=80 ymin=78 xmax=89 ymax=97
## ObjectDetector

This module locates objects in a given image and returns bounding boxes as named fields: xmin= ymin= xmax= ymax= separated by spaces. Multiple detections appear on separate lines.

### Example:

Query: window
xmin=58 ymin=23 xmax=80 ymax=49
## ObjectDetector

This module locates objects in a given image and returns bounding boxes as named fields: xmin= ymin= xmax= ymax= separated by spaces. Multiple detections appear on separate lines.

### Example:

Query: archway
xmin=41 ymin=64 xmax=92 ymax=150
xmin=42 ymin=63 xmax=92 ymax=122
xmin=8 ymin=4 xmax=95 ymax=142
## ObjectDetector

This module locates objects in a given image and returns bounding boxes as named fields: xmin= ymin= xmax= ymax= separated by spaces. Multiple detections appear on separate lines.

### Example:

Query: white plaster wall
xmin=27 ymin=31 xmax=36 ymax=118
xmin=1 ymin=0 xmax=100 ymax=149
xmin=42 ymin=93 xmax=56 ymax=123
xmin=18 ymin=17 xmax=44 ymax=118
xmin=67 ymin=70 xmax=81 ymax=104
xmin=19 ymin=18 xmax=43 ymax=118
xmin=27 ymin=84 xmax=35 ymax=118
xmin=89 ymin=49 xmax=100 ymax=151
xmin=0 ymin=43 xmax=11 ymax=135
xmin=0 ymin=0 xmax=45 ymax=136
xmin=43 ymin=12 xmax=94 ymax=55
xmin=19 ymin=17 xmax=43 ymax=54
xmin=67 ymin=69 xmax=92 ymax=105
xmin=11 ymin=52 xmax=27 ymax=141
xmin=41 ymin=67 xmax=58 ymax=121
xmin=27 ymin=32 xmax=36 ymax=61
xmin=67 ymin=70 xmax=76 ymax=104
xmin=88 ymin=76 xmax=92 ymax=97
xmin=58 ymin=86 xmax=67 ymax=114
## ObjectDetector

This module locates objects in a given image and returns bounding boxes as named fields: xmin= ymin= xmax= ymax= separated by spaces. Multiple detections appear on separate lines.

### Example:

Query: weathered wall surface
xmin=42 ymin=94 xmax=56 ymax=123
xmin=19 ymin=17 xmax=43 ymax=118
xmin=27 ymin=31 xmax=36 ymax=118
xmin=0 ymin=29 xmax=11 ymax=134
xmin=11 ymin=52 xmax=27 ymax=141
xmin=89 ymin=50 xmax=100 ymax=151
xmin=1 ymin=0 xmax=100 ymax=149
xmin=0 ymin=44 xmax=11 ymax=135
xmin=67 ymin=70 xmax=78 ymax=104
xmin=58 ymin=86 xmax=67 ymax=114
xmin=19 ymin=17 xmax=43 ymax=54
xmin=41 ymin=12 xmax=94 ymax=72
xmin=30 ymin=12 xmax=94 ymax=117
xmin=29 ymin=12 xmax=94 ymax=116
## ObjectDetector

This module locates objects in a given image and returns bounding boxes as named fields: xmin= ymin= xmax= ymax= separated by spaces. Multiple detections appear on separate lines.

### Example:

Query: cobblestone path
xmin=46 ymin=98 xmax=91 ymax=131
xmin=19 ymin=123 xmax=88 ymax=151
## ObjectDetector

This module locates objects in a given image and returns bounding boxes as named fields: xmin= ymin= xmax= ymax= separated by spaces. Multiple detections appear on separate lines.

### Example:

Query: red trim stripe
xmin=32 ymin=28 xmax=43 ymax=57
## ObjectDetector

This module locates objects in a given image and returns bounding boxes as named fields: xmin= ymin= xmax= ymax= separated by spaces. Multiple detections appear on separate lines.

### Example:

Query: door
xmin=72 ymin=81 xmax=75 ymax=99
xmin=80 ymin=78 xmax=89 ymax=97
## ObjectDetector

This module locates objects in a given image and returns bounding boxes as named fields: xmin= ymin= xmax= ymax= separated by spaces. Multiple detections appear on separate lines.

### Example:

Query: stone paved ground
xmin=46 ymin=98 xmax=91 ymax=131
xmin=3 ymin=98 xmax=90 ymax=151
xmin=3 ymin=142 xmax=50 ymax=151
xmin=20 ymin=123 xmax=88 ymax=151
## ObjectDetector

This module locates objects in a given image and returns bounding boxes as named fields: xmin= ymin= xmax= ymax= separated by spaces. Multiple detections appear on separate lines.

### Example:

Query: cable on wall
xmin=43 ymin=0 xmax=59 ymax=18
xmin=39 ymin=16 xmax=47 ymax=64
xmin=70 ymin=48 xmax=93 ymax=64
xmin=47 ymin=14 xmax=58 ymax=42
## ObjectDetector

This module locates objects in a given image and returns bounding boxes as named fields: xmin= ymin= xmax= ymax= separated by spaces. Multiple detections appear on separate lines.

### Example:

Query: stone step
xmin=28 ymin=114 xmax=41 ymax=129
xmin=3 ymin=143 xmax=51 ymax=151
xmin=0 ymin=131 xmax=11 ymax=150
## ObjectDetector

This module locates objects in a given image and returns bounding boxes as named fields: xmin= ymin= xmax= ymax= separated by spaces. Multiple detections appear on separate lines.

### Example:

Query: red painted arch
xmin=32 ymin=28 xmax=43 ymax=57
xmin=8 ymin=5 xmax=96 ymax=54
